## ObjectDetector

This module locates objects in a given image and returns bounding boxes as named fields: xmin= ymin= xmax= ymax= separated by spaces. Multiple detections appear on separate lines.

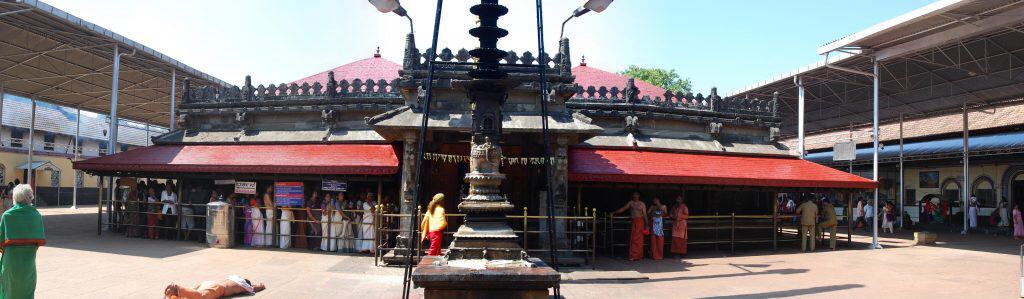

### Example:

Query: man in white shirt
xmin=863 ymin=201 xmax=875 ymax=233
xmin=161 ymin=182 xmax=178 ymax=239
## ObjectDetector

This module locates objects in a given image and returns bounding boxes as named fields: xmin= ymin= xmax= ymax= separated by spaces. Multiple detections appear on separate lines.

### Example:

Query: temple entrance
xmin=941 ymin=178 xmax=961 ymax=226
xmin=1013 ymin=173 xmax=1024 ymax=208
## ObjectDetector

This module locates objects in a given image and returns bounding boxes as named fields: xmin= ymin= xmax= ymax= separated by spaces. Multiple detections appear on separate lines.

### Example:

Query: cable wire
xmin=534 ymin=0 xmax=561 ymax=298
xmin=400 ymin=1 xmax=444 ymax=298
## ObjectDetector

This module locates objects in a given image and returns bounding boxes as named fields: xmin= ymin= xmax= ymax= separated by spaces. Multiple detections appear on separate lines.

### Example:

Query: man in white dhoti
xmin=357 ymin=193 xmax=376 ymax=253
xmin=251 ymin=200 xmax=265 ymax=247
xmin=262 ymin=186 xmax=275 ymax=247
xmin=279 ymin=205 xmax=292 ymax=249
xmin=338 ymin=194 xmax=354 ymax=252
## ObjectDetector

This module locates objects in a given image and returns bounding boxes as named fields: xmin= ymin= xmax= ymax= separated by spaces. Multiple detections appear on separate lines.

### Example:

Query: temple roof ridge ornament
xmin=568 ymin=84 xmax=780 ymax=120
xmin=181 ymin=74 xmax=403 ymax=107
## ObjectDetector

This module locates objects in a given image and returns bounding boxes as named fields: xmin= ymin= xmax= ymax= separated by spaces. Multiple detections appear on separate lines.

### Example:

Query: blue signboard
xmin=322 ymin=180 xmax=348 ymax=192
xmin=274 ymin=182 xmax=304 ymax=207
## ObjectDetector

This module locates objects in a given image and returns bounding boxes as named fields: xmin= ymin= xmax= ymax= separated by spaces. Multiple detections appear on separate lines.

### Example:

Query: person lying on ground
xmin=163 ymin=275 xmax=265 ymax=299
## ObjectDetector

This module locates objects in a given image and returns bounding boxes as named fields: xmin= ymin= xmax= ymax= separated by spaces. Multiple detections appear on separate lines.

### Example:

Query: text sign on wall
xmin=833 ymin=141 xmax=856 ymax=161
xmin=322 ymin=180 xmax=348 ymax=192
xmin=274 ymin=182 xmax=304 ymax=207
xmin=234 ymin=181 xmax=257 ymax=195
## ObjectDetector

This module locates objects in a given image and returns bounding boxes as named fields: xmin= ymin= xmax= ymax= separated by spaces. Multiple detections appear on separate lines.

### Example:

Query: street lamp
xmin=561 ymin=0 xmax=614 ymax=40
xmin=368 ymin=0 xmax=414 ymax=33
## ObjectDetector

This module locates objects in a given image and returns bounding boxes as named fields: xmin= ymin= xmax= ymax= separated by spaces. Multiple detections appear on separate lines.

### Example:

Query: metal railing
xmin=375 ymin=207 xmax=598 ymax=267
xmin=604 ymin=210 xmax=854 ymax=256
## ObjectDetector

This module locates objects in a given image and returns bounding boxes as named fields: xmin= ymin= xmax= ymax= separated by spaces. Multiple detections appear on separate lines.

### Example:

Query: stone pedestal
xmin=412 ymin=256 xmax=560 ymax=299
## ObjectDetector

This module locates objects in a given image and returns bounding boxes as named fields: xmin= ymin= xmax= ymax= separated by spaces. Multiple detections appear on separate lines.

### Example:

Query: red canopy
xmin=73 ymin=144 xmax=399 ymax=175
xmin=568 ymin=148 xmax=877 ymax=189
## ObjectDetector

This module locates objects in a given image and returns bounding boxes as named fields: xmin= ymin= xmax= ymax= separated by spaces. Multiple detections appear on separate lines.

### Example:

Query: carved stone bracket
xmin=707 ymin=122 xmax=722 ymax=137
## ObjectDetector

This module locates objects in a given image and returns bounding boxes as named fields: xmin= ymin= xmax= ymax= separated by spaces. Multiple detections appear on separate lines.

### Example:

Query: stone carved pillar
xmin=539 ymin=136 xmax=571 ymax=251
xmin=395 ymin=131 xmax=419 ymax=254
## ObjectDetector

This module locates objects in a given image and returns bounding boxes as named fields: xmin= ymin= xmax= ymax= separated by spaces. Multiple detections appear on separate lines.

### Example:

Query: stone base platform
xmin=412 ymin=256 xmax=560 ymax=299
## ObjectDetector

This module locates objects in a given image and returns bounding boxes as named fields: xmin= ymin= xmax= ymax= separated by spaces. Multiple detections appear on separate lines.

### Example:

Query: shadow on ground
xmin=696 ymin=283 xmax=865 ymax=299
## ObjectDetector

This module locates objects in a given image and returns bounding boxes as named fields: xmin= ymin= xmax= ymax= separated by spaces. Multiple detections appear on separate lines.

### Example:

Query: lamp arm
xmin=559 ymin=15 xmax=573 ymax=41
xmin=405 ymin=14 xmax=415 ymax=34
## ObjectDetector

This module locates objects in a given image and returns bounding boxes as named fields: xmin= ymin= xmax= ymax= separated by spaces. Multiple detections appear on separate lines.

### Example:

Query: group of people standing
xmin=120 ymin=179 xmax=182 ymax=240
xmin=849 ymin=198 xmax=897 ymax=234
xmin=612 ymin=192 xmax=689 ymax=261
xmin=793 ymin=195 xmax=839 ymax=251
xmin=239 ymin=186 xmax=377 ymax=254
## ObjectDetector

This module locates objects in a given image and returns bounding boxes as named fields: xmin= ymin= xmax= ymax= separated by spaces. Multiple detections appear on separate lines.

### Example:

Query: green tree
xmin=619 ymin=65 xmax=692 ymax=94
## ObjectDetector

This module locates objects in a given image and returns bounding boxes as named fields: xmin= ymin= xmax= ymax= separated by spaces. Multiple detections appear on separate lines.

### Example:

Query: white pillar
xmin=871 ymin=59 xmax=881 ymax=249
xmin=145 ymin=123 xmax=150 ymax=146
xmin=962 ymin=103 xmax=969 ymax=234
xmin=796 ymin=76 xmax=805 ymax=158
xmin=898 ymin=113 xmax=904 ymax=229
xmin=109 ymin=45 xmax=121 ymax=157
xmin=107 ymin=46 xmax=122 ymax=222
xmin=72 ymin=108 xmax=80 ymax=209
xmin=0 ymin=81 xmax=4 ymax=148
xmin=170 ymin=69 xmax=176 ymax=131
xmin=28 ymin=97 xmax=36 ymax=204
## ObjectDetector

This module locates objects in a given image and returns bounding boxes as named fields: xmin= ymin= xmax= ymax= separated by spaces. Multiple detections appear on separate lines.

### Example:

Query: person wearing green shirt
xmin=0 ymin=184 xmax=46 ymax=299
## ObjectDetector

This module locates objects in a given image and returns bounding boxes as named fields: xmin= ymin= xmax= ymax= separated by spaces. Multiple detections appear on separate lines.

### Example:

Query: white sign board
xmin=322 ymin=180 xmax=348 ymax=192
xmin=234 ymin=181 xmax=257 ymax=194
xmin=833 ymin=141 xmax=856 ymax=161
xmin=214 ymin=179 xmax=236 ymax=185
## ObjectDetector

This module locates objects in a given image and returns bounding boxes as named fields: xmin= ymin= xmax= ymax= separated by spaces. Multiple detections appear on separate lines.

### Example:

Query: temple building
xmin=73 ymin=35 xmax=875 ymax=260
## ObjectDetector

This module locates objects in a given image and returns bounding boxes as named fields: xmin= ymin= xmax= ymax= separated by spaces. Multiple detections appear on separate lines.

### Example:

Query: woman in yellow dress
xmin=420 ymin=193 xmax=447 ymax=256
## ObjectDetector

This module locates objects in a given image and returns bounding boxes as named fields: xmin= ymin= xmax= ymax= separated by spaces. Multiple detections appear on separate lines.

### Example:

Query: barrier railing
xmin=606 ymin=213 xmax=777 ymax=255
xmin=99 ymin=196 xmax=381 ymax=257
xmin=375 ymin=207 xmax=598 ymax=267
xmin=603 ymin=210 xmax=854 ymax=257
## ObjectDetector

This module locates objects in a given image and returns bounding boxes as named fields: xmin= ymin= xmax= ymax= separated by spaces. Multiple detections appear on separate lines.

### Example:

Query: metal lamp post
xmin=368 ymin=0 xmax=414 ymax=33
xmin=560 ymin=0 xmax=614 ymax=40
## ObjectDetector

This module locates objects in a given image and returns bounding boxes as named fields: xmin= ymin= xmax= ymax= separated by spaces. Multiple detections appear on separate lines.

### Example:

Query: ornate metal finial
xmin=624 ymin=78 xmax=639 ymax=104
xmin=182 ymin=78 xmax=191 ymax=104
xmin=243 ymin=75 xmax=253 ymax=102
xmin=467 ymin=0 xmax=509 ymax=80
xmin=580 ymin=55 xmax=587 ymax=66
xmin=772 ymin=91 xmax=780 ymax=117
xmin=374 ymin=46 xmax=381 ymax=58
xmin=327 ymin=71 xmax=337 ymax=97
xmin=559 ymin=38 xmax=572 ymax=75
xmin=402 ymin=33 xmax=419 ymax=69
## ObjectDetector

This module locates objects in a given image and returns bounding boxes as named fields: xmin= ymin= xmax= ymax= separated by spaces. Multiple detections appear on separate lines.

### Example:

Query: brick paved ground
xmin=33 ymin=207 xmax=1019 ymax=298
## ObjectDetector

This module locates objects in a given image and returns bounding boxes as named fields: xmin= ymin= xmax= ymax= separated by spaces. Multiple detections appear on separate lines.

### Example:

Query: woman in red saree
xmin=670 ymin=194 xmax=689 ymax=256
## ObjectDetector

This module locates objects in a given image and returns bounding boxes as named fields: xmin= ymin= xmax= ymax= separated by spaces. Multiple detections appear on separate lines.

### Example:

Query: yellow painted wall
xmin=0 ymin=150 xmax=100 ymax=188
xmin=901 ymin=164 xmax=1012 ymax=205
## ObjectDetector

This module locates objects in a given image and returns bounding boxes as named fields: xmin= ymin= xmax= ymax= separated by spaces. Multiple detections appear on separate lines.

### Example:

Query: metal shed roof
xmin=0 ymin=0 xmax=229 ymax=128
xmin=731 ymin=0 xmax=1024 ymax=139
xmin=806 ymin=130 xmax=1024 ymax=165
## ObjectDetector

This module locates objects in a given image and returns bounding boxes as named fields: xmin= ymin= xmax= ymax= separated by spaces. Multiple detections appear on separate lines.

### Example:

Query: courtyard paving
xmin=34 ymin=207 xmax=1020 ymax=298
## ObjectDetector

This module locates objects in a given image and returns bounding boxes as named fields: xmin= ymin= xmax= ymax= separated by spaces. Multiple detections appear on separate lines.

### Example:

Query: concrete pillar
xmin=898 ymin=113 xmax=904 ymax=228
xmin=170 ymin=69 xmax=176 ymax=131
xmin=72 ymin=108 xmax=80 ymax=209
xmin=28 ymin=96 xmax=36 ymax=203
xmin=871 ymin=59 xmax=881 ymax=249
xmin=962 ymin=103 xmax=969 ymax=234
xmin=795 ymin=76 xmax=805 ymax=158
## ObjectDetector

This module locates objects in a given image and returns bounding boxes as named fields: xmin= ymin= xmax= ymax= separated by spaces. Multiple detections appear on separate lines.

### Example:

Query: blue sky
xmin=45 ymin=0 xmax=934 ymax=95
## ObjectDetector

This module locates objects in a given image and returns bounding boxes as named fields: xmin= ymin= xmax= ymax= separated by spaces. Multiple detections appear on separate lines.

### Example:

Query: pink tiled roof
xmin=291 ymin=54 xmax=401 ymax=86
xmin=572 ymin=63 xmax=667 ymax=100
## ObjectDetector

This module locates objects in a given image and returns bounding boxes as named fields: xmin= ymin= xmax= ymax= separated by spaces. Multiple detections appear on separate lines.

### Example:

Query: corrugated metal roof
xmin=2 ymin=94 xmax=165 ymax=146
xmin=805 ymin=130 xmax=1024 ymax=164
xmin=0 ymin=0 xmax=229 ymax=128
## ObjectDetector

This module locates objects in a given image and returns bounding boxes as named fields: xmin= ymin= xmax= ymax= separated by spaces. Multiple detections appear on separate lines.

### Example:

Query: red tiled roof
xmin=572 ymin=64 xmax=667 ymax=100
xmin=568 ymin=148 xmax=877 ymax=189
xmin=73 ymin=144 xmax=399 ymax=175
xmin=292 ymin=55 xmax=402 ymax=85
